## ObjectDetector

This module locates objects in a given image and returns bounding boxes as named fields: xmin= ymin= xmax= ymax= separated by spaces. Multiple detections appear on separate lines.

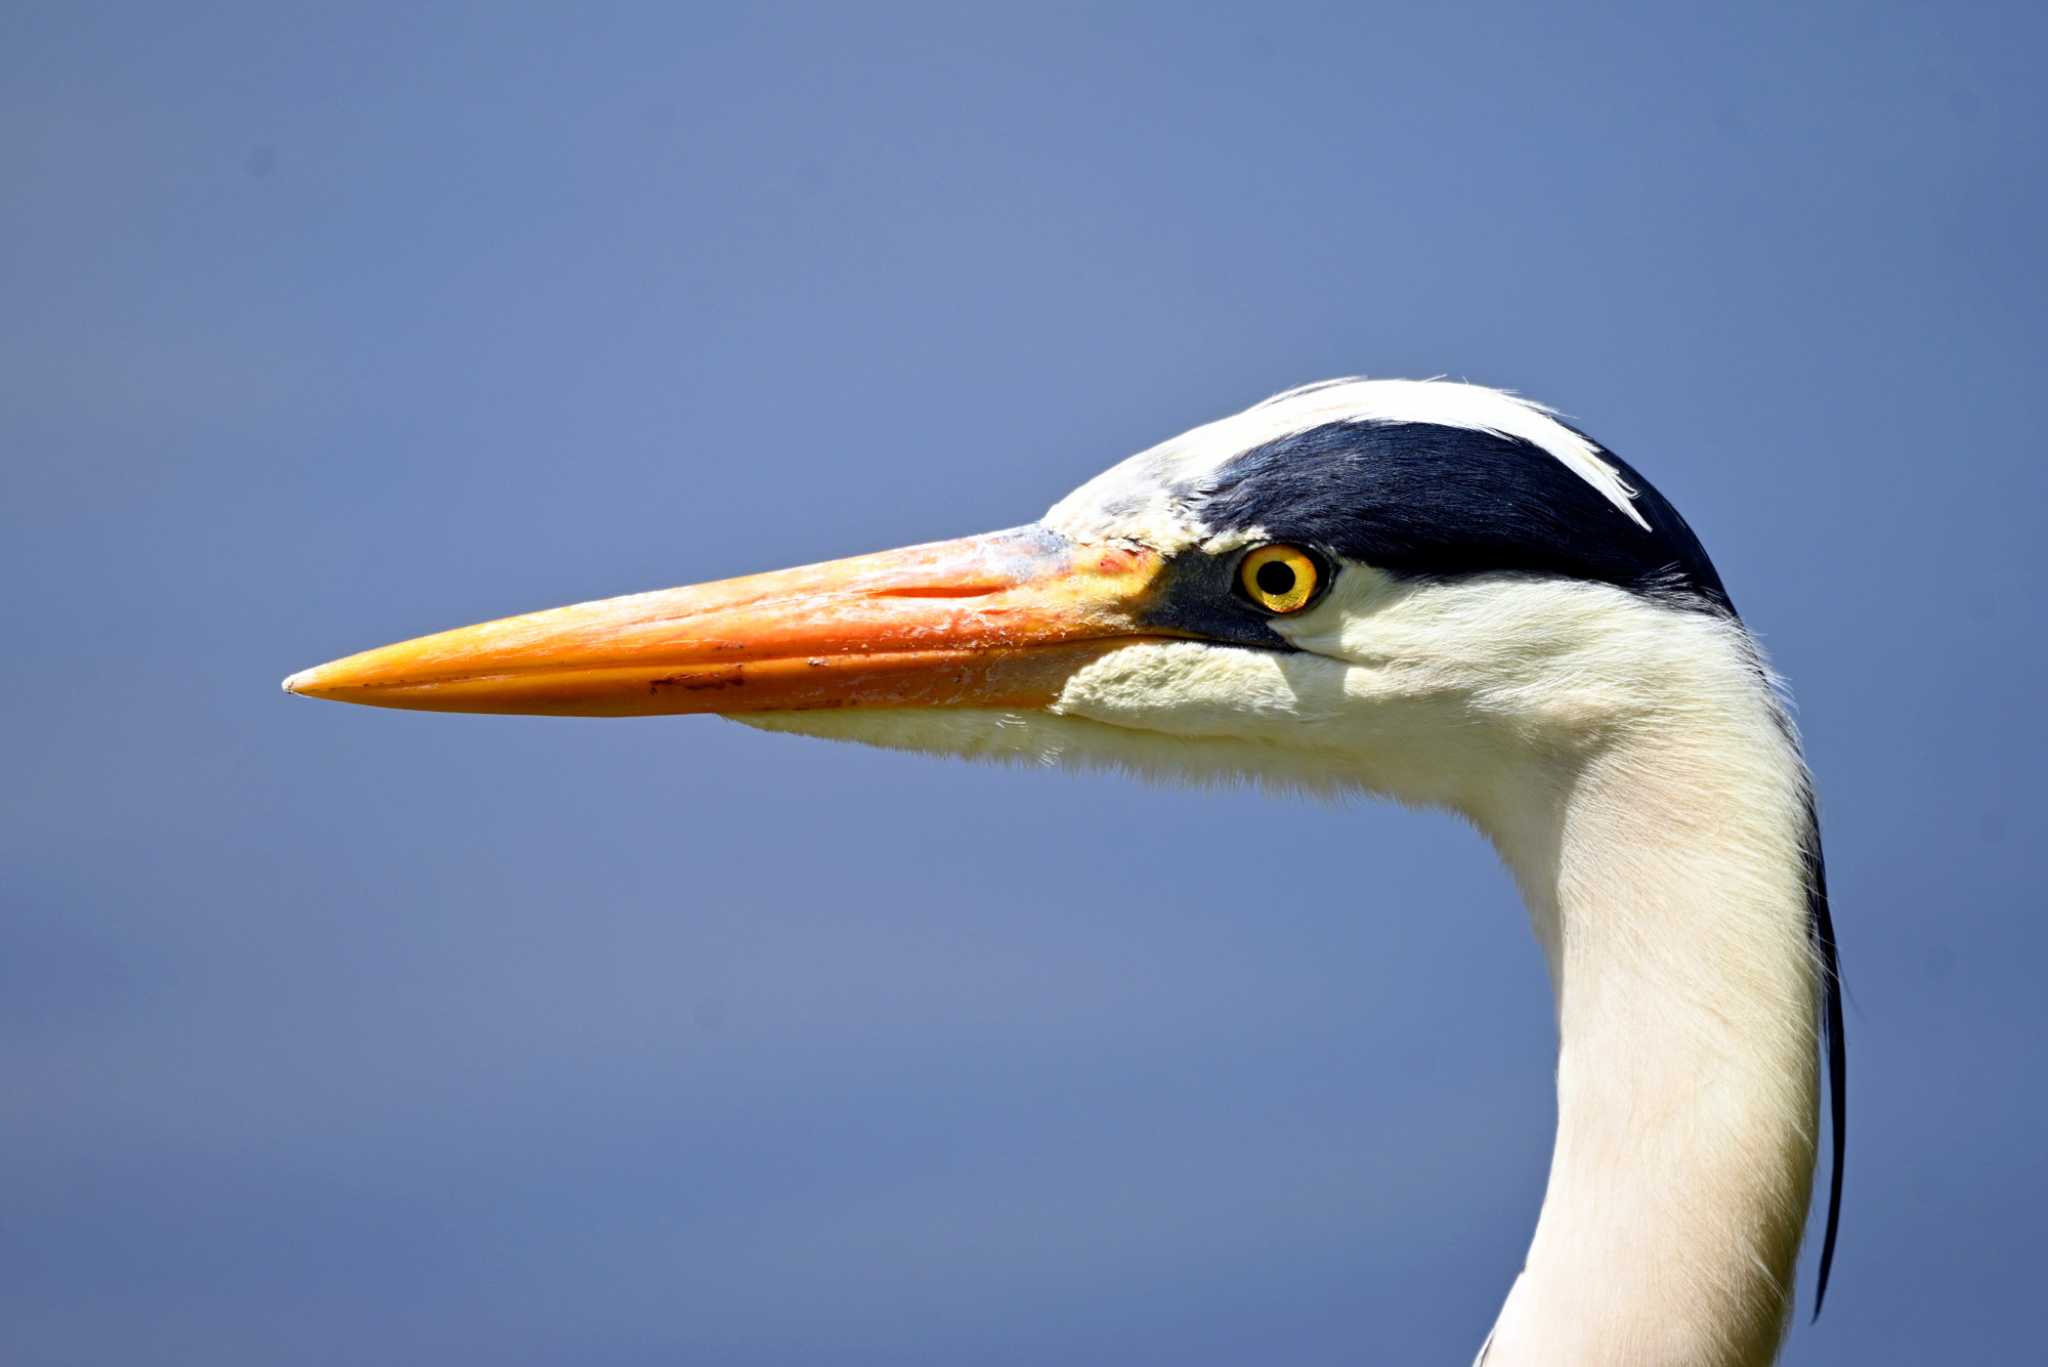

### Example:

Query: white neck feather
xmin=1473 ymin=662 xmax=1820 ymax=1366
xmin=740 ymin=569 xmax=1826 ymax=1365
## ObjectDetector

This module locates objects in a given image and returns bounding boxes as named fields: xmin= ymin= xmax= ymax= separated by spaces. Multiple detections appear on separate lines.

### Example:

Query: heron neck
xmin=1474 ymin=712 xmax=1820 ymax=1367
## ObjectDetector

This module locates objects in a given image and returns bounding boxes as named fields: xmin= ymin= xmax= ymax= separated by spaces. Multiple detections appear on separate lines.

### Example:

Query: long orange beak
xmin=282 ymin=527 xmax=1171 ymax=716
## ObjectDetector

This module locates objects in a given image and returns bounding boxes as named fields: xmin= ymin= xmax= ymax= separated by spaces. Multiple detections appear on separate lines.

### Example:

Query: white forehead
xmin=1042 ymin=377 xmax=1648 ymax=552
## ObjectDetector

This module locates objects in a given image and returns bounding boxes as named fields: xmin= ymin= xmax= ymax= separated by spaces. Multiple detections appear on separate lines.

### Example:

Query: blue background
xmin=5 ymin=4 xmax=2041 ymax=1362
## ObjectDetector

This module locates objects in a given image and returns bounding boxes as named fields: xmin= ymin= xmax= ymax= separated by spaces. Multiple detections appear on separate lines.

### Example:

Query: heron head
xmin=284 ymin=379 xmax=1736 ymax=810
xmin=282 ymin=376 xmax=1847 ymax=1347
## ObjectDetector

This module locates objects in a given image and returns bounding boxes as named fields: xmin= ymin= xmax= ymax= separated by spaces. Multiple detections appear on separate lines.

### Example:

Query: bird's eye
xmin=1237 ymin=544 xmax=1322 ymax=614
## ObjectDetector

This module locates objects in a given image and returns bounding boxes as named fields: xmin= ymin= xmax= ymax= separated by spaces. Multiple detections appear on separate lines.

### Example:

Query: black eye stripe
xmin=1137 ymin=551 xmax=1295 ymax=649
xmin=1195 ymin=420 xmax=1732 ymax=614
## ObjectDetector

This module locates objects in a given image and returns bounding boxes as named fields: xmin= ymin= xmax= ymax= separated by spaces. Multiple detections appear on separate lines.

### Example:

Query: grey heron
xmin=285 ymin=379 xmax=1844 ymax=1367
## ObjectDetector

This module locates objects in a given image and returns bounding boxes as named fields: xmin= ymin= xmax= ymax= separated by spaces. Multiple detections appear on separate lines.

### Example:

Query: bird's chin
xmin=728 ymin=705 xmax=1365 ymax=796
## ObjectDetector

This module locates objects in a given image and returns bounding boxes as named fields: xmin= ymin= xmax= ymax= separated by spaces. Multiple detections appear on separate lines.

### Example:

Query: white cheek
xmin=1051 ymin=641 xmax=1347 ymax=737
xmin=1266 ymin=565 xmax=1402 ymax=660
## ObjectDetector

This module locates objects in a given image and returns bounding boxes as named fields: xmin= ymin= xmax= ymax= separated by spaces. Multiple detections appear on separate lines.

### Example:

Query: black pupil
xmin=1254 ymin=559 xmax=1297 ymax=597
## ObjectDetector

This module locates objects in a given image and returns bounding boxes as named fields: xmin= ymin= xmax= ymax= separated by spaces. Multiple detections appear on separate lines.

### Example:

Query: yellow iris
xmin=1238 ymin=544 xmax=1320 ymax=614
